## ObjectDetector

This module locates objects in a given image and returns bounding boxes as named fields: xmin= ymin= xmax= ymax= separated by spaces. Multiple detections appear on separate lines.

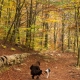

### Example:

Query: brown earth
xmin=0 ymin=40 xmax=80 ymax=80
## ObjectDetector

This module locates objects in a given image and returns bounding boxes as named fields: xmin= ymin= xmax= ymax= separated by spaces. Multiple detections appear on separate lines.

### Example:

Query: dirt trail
xmin=0 ymin=51 xmax=80 ymax=80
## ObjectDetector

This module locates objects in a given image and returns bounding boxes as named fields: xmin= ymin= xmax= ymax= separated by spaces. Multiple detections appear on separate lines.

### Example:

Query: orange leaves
xmin=45 ymin=18 xmax=60 ymax=23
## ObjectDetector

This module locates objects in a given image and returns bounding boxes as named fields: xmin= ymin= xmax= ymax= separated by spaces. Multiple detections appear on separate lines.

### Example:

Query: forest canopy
xmin=0 ymin=0 xmax=80 ymax=52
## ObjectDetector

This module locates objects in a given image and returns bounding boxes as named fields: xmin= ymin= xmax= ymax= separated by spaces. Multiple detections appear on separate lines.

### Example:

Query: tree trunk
xmin=77 ymin=45 xmax=80 ymax=67
xmin=26 ymin=0 xmax=33 ymax=49
xmin=74 ymin=6 xmax=79 ymax=52
xmin=61 ymin=13 xmax=65 ymax=52
xmin=68 ymin=26 xmax=70 ymax=49
xmin=44 ymin=22 xmax=48 ymax=48
xmin=31 ymin=1 xmax=38 ymax=49
xmin=54 ymin=22 xmax=57 ymax=50
xmin=0 ymin=0 xmax=4 ymax=18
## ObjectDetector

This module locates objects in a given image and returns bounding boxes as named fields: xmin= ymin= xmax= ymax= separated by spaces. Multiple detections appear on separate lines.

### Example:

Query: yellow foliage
xmin=10 ymin=1 xmax=16 ymax=8
xmin=19 ymin=27 xmax=27 ymax=31
xmin=1 ymin=44 xmax=7 ymax=49
xmin=11 ymin=47 xmax=16 ymax=51
xmin=45 ymin=18 xmax=60 ymax=23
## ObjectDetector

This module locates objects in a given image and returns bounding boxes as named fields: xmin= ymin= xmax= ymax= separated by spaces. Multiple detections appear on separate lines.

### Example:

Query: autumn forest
xmin=0 ymin=0 xmax=80 ymax=80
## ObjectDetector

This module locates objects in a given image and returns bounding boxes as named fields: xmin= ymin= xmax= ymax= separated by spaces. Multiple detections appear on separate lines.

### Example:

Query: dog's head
xmin=45 ymin=68 xmax=50 ymax=73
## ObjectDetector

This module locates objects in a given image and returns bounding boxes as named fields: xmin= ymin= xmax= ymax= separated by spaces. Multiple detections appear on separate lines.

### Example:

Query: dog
xmin=45 ymin=68 xmax=50 ymax=78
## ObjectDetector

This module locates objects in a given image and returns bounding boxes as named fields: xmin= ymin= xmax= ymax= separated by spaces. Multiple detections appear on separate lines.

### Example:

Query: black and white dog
xmin=45 ymin=68 xmax=50 ymax=78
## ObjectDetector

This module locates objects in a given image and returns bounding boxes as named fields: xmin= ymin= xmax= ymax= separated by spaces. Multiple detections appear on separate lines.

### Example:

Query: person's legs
xmin=36 ymin=70 xmax=42 ymax=79
xmin=32 ymin=75 xmax=34 ymax=79
xmin=36 ymin=75 xmax=39 ymax=79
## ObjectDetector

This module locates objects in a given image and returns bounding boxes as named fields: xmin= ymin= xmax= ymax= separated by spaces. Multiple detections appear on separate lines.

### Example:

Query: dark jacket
xmin=30 ymin=64 xmax=42 ymax=76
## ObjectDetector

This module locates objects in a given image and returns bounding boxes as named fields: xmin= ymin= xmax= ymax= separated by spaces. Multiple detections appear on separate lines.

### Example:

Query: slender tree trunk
xmin=31 ymin=1 xmax=38 ymax=49
xmin=76 ymin=6 xmax=80 ymax=67
xmin=0 ymin=0 xmax=4 ymax=25
xmin=26 ymin=10 xmax=29 ymax=47
xmin=44 ymin=0 xmax=50 ymax=48
xmin=0 ymin=0 xmax=4 ymax=18
xmin=77 ymin=45 xmax=80 ymax=67
xmin=74 ymin=6 xmax=79 ymax=52
xmin=73 ymin=34 xmax=76 ymax=52
xmin=25 ymin=0 xmax=33 ymax=49
xmin=29 ymin=0 xmax=33 ymax=47
xmin=68 ymin=26 xmax=70 ymax=49
xmin=44 ymin=21 xmax=48 ymax=48
xmin=61 ymin=13 xmax=65 ymax=52
xmin=54 ymin=22 xmax=57 ymax=50
xmin=40 ymin=4 xmax=44 ymax=50
xmin=7 ymin=8 xmax=11 ymax=25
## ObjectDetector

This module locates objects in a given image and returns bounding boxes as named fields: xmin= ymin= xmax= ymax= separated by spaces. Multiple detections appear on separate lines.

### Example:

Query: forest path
xmin=0 ymin=50 xmax=80 ymax=80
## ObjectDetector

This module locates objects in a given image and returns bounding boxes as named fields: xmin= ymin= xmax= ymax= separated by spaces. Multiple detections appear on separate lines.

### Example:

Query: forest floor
xmin=0 ymin=40 xmax=80 ymax=80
